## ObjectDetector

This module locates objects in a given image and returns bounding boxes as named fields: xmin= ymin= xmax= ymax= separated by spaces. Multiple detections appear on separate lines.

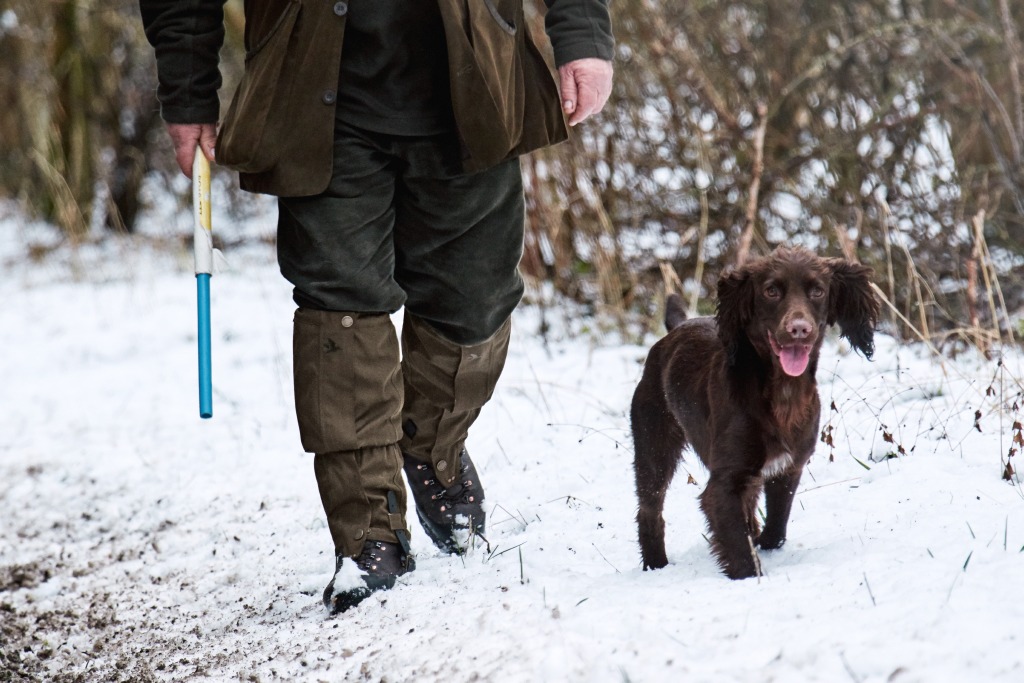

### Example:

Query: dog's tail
xmin=664 ymin=293 xmax=687 ymax=331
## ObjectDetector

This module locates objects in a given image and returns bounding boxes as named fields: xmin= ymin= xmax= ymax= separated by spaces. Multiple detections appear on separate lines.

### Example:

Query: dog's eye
xmin=764 ymin=285 xmax=781 ymax=299
xmin=809 ymin=285 xmax=825 ymax=299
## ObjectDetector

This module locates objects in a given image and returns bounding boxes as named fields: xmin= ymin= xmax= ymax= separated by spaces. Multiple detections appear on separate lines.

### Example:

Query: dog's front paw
xmin=721 ymin=551 xmax=761 ymax=579
xmin=641 ymin=552 xmax=669 ymax=571
xmin=724 ymin=564 xmax=759 ymax=580
xmin=756 ymin=528 xmax=787 ymax=550
xmin=715 ymin=535 xmax=763 ymax=579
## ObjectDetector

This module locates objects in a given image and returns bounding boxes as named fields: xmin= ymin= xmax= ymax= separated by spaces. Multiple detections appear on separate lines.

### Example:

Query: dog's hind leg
xmin=631 ymin=387 xmax=685 ymax=570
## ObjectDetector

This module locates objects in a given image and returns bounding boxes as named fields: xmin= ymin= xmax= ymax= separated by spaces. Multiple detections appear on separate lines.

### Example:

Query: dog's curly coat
xmin=631 ymin=247 xmax=879 ymax=578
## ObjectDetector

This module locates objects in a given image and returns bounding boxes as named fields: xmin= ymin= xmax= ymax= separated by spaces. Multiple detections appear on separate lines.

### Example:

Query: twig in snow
xmin=546 ymin=422 xmax=632 ymax=450
xmin=490 ymin=503 xmax=529 ymax=531
xmin=946 ymin=573 xmax=960 ymax=603
xmin=746 ymin=535 xmax=763 ymax=582
xmin=862 ymin=572 xmax=877 ymax=606
xmin=798 ymin=477 xmax=862 ymax=494
xmin=591 ymin=542 xmax=620 ymax=574
xmin=488 ymin=542 xmax=526 ymax=562
xmin=546 ymin=494 xmax=597 ymax=509
xmin=495 ymin=438 xmax=512 ymax=466
xmin=839 ymin=651 xmax=863 ymax=683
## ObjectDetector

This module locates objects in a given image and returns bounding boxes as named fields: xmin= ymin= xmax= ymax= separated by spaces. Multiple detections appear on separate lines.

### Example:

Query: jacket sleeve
xmin=543 ymin=0 xmax=614 ymax=67
xmin=139 ymin=0 xmax=227 ymax=124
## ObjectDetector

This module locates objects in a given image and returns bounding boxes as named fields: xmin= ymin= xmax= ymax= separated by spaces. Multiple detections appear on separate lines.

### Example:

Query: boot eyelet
xmin=403 ymin=449 xmax=485 ymax=555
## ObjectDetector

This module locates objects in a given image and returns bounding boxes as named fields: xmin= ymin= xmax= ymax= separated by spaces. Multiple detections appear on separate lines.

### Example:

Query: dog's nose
xmin=788 ymin=319 xmax=812 ymax=340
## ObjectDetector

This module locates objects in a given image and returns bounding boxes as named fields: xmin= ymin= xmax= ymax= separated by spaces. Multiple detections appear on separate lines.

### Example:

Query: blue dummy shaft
xmin=197 ymin=273 xmax=213 ymax=419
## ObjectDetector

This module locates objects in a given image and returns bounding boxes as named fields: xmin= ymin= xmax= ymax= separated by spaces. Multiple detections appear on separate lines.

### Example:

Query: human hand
xmin=167 ymin=123 xmax=217 ymax=178
xmin=557 ymin=58 xmax=613 ymax=127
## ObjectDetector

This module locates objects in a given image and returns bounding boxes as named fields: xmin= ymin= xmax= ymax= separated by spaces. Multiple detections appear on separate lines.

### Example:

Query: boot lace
xmin=354 ymin=541 xmax=387 ymax=573
xmin=413 ymin=461 xmax=477 ymax=513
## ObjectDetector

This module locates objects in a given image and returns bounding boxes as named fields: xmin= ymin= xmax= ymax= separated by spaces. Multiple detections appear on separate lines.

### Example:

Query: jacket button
xmin=341 ymin=315 xmax=354 ymax=328
xmin=436 ymin=460 xmax=448 ymax=472
xmin=322 ymin=90 xmax=336 ymax=105
xmin=354 ymin=529 xmax=364 ymax=540
xmin=333 ymin=1 xmax=348 ymax=15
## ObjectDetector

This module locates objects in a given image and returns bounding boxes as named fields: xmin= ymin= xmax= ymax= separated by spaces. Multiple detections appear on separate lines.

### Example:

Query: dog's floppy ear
xmin=827 ymin=259 xmax=879 ymax=359
xmin=716 ymin=267 xmax=754 ymax=364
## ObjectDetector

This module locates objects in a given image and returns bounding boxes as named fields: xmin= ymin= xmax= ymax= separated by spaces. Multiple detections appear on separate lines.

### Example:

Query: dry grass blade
xmin=869 ymin=283 xmax=949 ymax=379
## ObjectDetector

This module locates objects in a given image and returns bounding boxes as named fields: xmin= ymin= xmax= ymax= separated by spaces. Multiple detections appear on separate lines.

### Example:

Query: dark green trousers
xmin=280 ymin=121 xmax=523 ymax=557
xmin=278 ymin=120 xmax=525 ymax=346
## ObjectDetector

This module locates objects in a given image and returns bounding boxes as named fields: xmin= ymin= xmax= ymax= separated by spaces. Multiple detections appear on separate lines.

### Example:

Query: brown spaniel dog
xmin=632 ymin=247 xmax=879 ymax=578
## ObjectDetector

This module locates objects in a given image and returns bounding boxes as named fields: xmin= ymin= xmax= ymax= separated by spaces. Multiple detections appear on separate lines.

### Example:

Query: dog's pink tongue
xmin=778 ymin=346 xmax=811 ymax=376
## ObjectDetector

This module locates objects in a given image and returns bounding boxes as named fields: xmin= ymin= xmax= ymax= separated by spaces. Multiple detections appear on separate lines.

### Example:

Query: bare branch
xmin=736 ymin=102 xmax=768 ymax=268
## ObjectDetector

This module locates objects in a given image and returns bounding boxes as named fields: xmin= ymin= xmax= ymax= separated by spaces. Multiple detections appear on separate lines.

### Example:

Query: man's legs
xmin=277 ymin=121 xmax=525 ymax=610
xmin=277 ymin=125 xmax=414 ymax=612
xmin=393 ymin=151 xmax=525 ymax=552
xmin=292 ymin=309 xmax=406 ymax=553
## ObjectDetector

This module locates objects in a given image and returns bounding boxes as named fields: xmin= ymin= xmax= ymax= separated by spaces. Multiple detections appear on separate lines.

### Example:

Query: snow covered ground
xmin=2 ymin=212 xmax=1024 ymax=682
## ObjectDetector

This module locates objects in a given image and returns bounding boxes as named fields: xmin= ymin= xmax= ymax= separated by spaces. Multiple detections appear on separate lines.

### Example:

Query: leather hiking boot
xmin=402 ymin=449 xmax=486 ymax=554
xmin=323 ymin=539 xmax=415 ymax=614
